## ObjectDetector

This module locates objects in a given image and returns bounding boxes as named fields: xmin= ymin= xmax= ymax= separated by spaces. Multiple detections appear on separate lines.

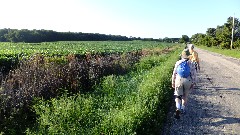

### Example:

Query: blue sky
xmin=0 ymin=0 xmax=239 ymax=39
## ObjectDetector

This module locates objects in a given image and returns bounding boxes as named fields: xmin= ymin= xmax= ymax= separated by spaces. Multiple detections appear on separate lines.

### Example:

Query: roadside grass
xmin=26 ymin=47 xmax=182 ymax=134
xmin=197 ymin=45 xmax=240 ymax=59
xmin=0 ymin=42 xmax=179 ymax=134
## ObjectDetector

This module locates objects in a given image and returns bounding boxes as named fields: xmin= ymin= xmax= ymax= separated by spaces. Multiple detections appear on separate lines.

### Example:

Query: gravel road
xmin=162 ymin=48 xmax=240 ymax=135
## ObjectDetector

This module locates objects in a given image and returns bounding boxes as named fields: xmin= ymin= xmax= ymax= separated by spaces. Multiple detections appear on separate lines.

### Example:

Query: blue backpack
xmin=176 ymin=60 xmax=190 ymax=78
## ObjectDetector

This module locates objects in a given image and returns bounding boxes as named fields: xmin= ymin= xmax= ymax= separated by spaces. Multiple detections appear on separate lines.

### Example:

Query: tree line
xmin=0 ymin=28 xmax=182 ymax=43
xmin=190 ymin=17 xmax=240 ymax=49
xmin=0 ymin=29 xmax=135 ymax=43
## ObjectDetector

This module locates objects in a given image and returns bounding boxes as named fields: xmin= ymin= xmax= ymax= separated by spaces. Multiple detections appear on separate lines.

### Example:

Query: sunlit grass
xmin=197 ymin=45 xmax=240 ymax=59
xmin=27 ymin=47 xmax=182 ymax=134
xmin=0 ymin=41 xmax=182 ymax=134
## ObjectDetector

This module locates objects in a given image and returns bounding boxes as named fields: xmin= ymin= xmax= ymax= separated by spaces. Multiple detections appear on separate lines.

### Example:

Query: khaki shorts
xmin=174 ymin=75 xmax=193 ymax=96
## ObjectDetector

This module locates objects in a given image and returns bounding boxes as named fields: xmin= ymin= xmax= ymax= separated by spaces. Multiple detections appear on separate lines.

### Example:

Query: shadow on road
xmin=162 ymin=72 xmax=240 ymax=135
xmin=207 ymin=86 xmax=240 ymax=91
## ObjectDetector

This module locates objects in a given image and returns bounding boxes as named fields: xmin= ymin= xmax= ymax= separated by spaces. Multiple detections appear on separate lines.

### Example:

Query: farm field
xmin=0 ymin=41 xmax=175 ymax=56
xmin=0 ymin=41 xmax=182 ymax=134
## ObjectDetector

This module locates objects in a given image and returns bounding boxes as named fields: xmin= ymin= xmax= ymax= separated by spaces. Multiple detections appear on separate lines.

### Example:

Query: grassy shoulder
xmin=197 ymin=45 xmax=240 ymax=59
xmin=26 ymin=47 xmax=182 ymax=134
xmin=0 ymin=43 xmax=181 ymax=134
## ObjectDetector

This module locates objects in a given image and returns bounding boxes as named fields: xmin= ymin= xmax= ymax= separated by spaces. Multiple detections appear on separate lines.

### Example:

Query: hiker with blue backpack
xmin=171 ymin=49 xmax=196 ymax=119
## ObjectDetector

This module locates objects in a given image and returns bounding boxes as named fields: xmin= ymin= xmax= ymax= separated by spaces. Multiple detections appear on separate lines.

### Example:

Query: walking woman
xmin=188 ymin=44 xmax=200 ymax=71
xmin=171 ymin=49 xmax=196 ymax=119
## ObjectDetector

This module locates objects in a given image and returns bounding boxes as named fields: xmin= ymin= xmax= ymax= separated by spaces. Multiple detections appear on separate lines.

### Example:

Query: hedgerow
xmin=27 ymin=47 xmax=181 ymax=134
xmin=0 ymin=51 xmax=141 ymax=134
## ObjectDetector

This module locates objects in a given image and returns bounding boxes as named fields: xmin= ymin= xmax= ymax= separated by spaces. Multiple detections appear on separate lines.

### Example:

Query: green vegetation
xmin=179 ymin=35 xmax=190 ymax=43
xmin=197 ymin=45 xmax=240 ymax=58
xmin=27 ymin=48 xmax=181 ymax=134
xmin=0 ymin=29 xmax=131 ymax=43
xmin=191 ymin=17 xmax=240 ymax=49
xmin=0 ymin=28 xmax=182 ymax=43
xmin=0 ymin=41 xmax=174 ymax=73
xmin=0 ymin=41 xmax=182 ymax=134
xmin=0 ymin=41 xmax=173 ymax=56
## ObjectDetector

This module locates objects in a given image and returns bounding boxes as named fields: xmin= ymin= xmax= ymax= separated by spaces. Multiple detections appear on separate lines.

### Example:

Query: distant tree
xmin=215 ymin=17 xmax=240 ymax=49
xmin=0 ymin=29 xmax=133 ymax=43
xmin=191 ymin=33 xmax=205 ymax=45
xmin=205 ymin=28 xmax=217 ymax=47
xmin=163 ymin=37 xmax=172 ymax=43
xmin=0 ymin=28 xmax=9 ymax=42
xmin=229 ymin=17 xmax=240 ymax=49
xmin=203 ymin=35 xmax=218 ymax=47
xmin=179 ymin=35 xmax=189 ymax=43
xmin=190 ymin=16 xmax=240 ymax=49
xmin=158 ymin=38 xmax=163 ymax=42
xmin=171 ymin=38 xmax=179 ymax=43
xmin=233 ymin=39 xmax=240 ymax=49
xmin=216 ymin=24 xmax=231 ymax=49
xmin=227 ymin=17 xmax=240 ymax=36
xmin=190 ymin=34 xmax=198 ymax=44
xmin=206 ymin=28 xmax=216 ymax=37
xmin=4 ymin=29 xmax=18 ymax=42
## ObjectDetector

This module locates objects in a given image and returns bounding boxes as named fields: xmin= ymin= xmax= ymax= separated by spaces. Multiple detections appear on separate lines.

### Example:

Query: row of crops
xmin=0 ymin=41 xmax=175 ymax=73
xmin=0 ymin=41 xmax=182 ymax=134
xmin=0 ymin=41 xmax=174 ymax=56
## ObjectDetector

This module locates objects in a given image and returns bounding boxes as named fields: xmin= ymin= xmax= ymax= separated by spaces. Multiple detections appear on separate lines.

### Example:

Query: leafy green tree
xmin=203 ymin=35 xmax=217 ymax=47
xmin=227 ymin=17 xmax=240 ymax=36
xmin=229 ymin=17 xmax=240 ymax=49
xmin=191 ymin=33 xmax=205 ymax=45
xmin=233 ymin=39 xmax=240 ymax=49
xmin=0 ymin=28 xmax=9 ymax=42
xmin=179 ymin=35 xmax=189 ymax=43
xmin=218 ymin=17 xmax=240 ymax=49
xmin=206 ymin=28 xmax=216 ymax=37
xmin=216 ymin=25 xmax=231 ymax=49
xmin=0 ymin=29 xmax=134 ymax=43
xmin=163 ymin=37 xmax=171 ymax=43
xmin=4 ymin=29 xmax=18 ymax=42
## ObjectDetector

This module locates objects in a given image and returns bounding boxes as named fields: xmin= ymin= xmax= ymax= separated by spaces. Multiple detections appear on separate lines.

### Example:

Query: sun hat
xmin=188 ymin=44 xmax=194 ymax=49
xmin=181 ymin=48 xmax=190 ymax=59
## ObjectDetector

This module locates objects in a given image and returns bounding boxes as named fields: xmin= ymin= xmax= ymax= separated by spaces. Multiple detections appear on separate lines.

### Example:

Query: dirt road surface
xmin=162 ymin=48 xmax=240 ymax=135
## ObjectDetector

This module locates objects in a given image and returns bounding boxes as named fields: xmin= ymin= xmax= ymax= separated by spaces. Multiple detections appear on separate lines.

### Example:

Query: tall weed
xmin=28 ymin=48 xmax=181 ymax=134
xmin=0 ymin=51 xmax=141 ymax=134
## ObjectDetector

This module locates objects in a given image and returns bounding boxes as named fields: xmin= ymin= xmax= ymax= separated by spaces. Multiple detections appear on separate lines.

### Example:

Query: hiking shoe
xmin=174 ymin=109 xmax=180 ymax=119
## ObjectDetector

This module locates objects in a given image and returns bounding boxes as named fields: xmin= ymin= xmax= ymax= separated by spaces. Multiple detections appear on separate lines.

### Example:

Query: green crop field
xmin=0 ymin=41 xmax=183 ymax=134
xmin=0 ymin=41 xmax=174 ymax=57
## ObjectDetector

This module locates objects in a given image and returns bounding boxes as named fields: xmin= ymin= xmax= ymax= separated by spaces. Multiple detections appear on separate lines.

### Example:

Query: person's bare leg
xmin=174 ymin=97 xmax=181 ymax=119
xmin=182 ymin=95 xmax=187 ymax=106
xmin=182 ymin=88 xmax=192 ymax=112
xmin=175 ymin=97 xmax=181 ymax=110
xmin=182 ymin=83 xmax=194 ymax=107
